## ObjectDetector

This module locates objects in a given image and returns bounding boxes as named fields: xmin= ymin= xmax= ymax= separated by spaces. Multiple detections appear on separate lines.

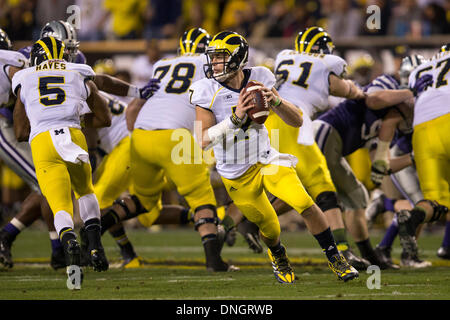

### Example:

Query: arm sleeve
xmin=71 ymin=63 xmax=96 ymax=80
xmin=190 ymin=80 xmax=213 ymax=110
xmin=11 ymin=70 xmax=23 ymax=97
xmin=252 ymin=66 xmax=276 ymax=89
xmin=324 ymin=55 xmax=347 ymax=78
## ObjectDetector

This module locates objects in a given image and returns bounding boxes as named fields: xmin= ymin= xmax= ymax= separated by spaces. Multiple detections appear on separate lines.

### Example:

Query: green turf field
xmin=1 ymin=228 xmax=449 ymax=300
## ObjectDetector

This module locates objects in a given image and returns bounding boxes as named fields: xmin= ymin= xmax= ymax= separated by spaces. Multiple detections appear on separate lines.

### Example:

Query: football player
xmin=265 ymin=26 xmax=370 ymax=270
xmin=11 ymin=37 xmax=112 ymax=286
xmin=0 ymin=28 xmax=64 ymax=269
xmin=192 ymin=30 xmax=358 ymax=283
xmin=312 ymin=61 xmax=428 ymax=268
xmin=0 ymin=21 xmax=157 ymax=269
xmin=396 ymin=44 xmax=450 ymax=262
xmin=99 ymin=28 xmax=237 ymax=272
xmin=368 ymin=54 xmax=432 ymax=268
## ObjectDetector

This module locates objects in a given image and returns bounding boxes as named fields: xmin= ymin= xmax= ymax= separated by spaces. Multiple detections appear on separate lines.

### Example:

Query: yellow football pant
xmin=221 ymin=163 xmax=314 ymax=240
xmin=130 ymin=128 xmax=216 ymax=214
xmin=346 ymin=148 xmax=376 ymax=192
xmin=30 ymin=128 xmax=94 ymax=217
xmin=413 ymin=113 xmax=450 ymax=208
xmin=94 ymin=136 xmax=132 ymax=209
xmin=265 ymin=112 xmax=336 ymax=200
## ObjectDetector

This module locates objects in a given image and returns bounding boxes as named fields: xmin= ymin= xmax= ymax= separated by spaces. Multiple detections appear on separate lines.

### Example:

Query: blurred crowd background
xmin=1 ymin=0 xmax=449 ymax=42
xmin=0 ymin=0 xmax=449 ymax=230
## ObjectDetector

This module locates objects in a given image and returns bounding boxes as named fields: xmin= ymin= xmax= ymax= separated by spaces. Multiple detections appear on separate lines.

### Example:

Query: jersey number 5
xmin=39 ymin=76 xmax=65 ymax=106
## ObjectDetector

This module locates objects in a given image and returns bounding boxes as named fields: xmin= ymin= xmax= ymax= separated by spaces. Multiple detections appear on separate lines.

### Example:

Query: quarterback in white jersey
xmin=396 ymin=44 xmax=450 ymax=261
xmin=12 ymin=36 xmax=111 ymax=280
xmin=99 ymin=28 xmax=236 ymax=272
xmin=194 ymin=31 xmax=358 ymax=284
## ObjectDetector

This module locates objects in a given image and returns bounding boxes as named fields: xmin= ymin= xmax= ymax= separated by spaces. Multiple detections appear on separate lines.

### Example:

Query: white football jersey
xmin=274 ymin=50 xmax=346 ymax=145
xmin=134 ymin=53 xmax=207 ymax=132
xmin=274 ymin=49 xmax=346 ymax=118
xmin=12 ymin=60 xmax=95 ymax=142
xmin=0 ymin=49 xmax=27 ymax=107
xmin=409 ymin=51 xmax=450 ymax=127
xmin=190 ymin=66 xmax=297 ymax=179
xmin=97 ymin=91 xmax=129 ymax=154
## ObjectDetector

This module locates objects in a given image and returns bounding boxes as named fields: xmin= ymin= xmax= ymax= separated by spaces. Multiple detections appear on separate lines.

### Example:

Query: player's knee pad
xmin=193 ymin=204 xmax=218 ymax=231
xmin=315 ymin=191 xmax=343 ymax=212
xmin=416 ymin=199 xmax=448 ymax=222
xmin=114 ymin=195 xmax=148 ymax=221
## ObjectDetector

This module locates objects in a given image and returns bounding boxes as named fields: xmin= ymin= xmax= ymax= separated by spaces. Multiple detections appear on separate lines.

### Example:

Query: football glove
xmin=371 ymin=159 xmax=391 ymax=186
xmin=410 ymin=74 xmax=433 ymax=97
xmin=139 ymin=78 xmax=160 ymax=99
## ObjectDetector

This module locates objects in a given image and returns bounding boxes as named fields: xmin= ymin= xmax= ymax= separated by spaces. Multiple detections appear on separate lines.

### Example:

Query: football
xmin=242 ymin=81 xmax=269 ymax=124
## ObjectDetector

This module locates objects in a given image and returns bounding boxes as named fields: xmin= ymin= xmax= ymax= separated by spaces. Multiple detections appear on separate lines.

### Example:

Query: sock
xmin=109 ymin=227 xmax=136 ymax=260
xmin=179 ymin=208 xmax=191 ymax=225
xmin=411 ymin=206 xmax=426 ymax=225
xmin=442 ymin=221 xmax=450 ymax=248
xmin=313 ymin=227 xmax=340 ymax=261
xmin=356 ymin=238 xmax=377 ymax=261
xmin=85 ymin=218 xmax=102 ymax=248
xmin=221 ymin=215 xmax=236 ymax=232
xmin=378 ymin=220 xmax=399 ymax=248
xmin=101 ymin=209 xmax=121 ymax=235
xmin=201 ymin=233 xmax=226 ymax=270
xmin=383 ymin=197 xmax=395 ymax=212
xmin=2 ymin=218 xmax=25 ymax=243
xmin=268 ymin=241 xmax=283 ymax=256
xmin=332 ymin=228 xmax=349 ymax=251
xmin=49 ymin=231 xmax=63 ymax=251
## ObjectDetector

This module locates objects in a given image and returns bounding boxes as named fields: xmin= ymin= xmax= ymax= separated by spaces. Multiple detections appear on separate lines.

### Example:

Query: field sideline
xmin=1 ymin=228 xmax=449 ymax=300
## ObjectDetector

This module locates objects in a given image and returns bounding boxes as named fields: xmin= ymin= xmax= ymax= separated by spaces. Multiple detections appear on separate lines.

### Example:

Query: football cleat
xmin=374 ymin=245 xmax=400 ymax=269
xmin=0 ymin=231 xmax=13 ymax=268
xmin=437 ymin=246 xmax=450 ymax=260
xmin=397 ymin=210 xmax=426 ymax=267
xmin=340 ymin=248 xmax=371 ymax=271
xmin=267 ymin=245 xmax=295 ymax=284
xmin=90 ymin=247 xmax=109 ymax=272
xmin=328 ymin=253 xmax=359 ymax=282
xmin=50 ymin=247 xmax=67 ymax=270
xmin=206 ymin=257 xmax=239 ymax=272
xmin=237 ymin=219 xmax=263 ymax=253
xmin=120 ymin=256 xmax=145 ymax=269
xmin=400 ymin=252 xmax=432 ymax=268
xmin=64 ymin=238 xmax=82 ymax=266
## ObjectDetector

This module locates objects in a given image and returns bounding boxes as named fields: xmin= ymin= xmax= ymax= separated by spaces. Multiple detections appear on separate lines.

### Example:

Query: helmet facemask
xmin=204 ymin=47 xmax=247 ymax=82
xmin=399 ymin=55 xmax=426 ymax=89
xmin=40 ymin=21 xmax=79 ymax=62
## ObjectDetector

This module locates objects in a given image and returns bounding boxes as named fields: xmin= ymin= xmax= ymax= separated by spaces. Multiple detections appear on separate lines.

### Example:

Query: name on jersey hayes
xmin=35 ymin=60 xmax=66 ymax=71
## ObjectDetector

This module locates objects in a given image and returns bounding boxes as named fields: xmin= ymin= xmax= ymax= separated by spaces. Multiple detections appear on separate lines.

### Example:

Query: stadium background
xmin=0 ymin=0 xmax=449 ymax=230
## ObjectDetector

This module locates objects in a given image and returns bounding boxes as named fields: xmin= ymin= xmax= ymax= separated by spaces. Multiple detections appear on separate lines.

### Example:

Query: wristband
xmin=272 ymin=97 xmax=282 ymax=107
xmin=127 ymin=85 xmax=140 ymax=98
xmin=230 ymin=113 xmax=247 ymax=127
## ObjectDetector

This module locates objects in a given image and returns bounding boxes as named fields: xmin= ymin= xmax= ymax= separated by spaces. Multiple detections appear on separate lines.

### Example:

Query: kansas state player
xmin=313 ymin=71 xmax=427 ymax=268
